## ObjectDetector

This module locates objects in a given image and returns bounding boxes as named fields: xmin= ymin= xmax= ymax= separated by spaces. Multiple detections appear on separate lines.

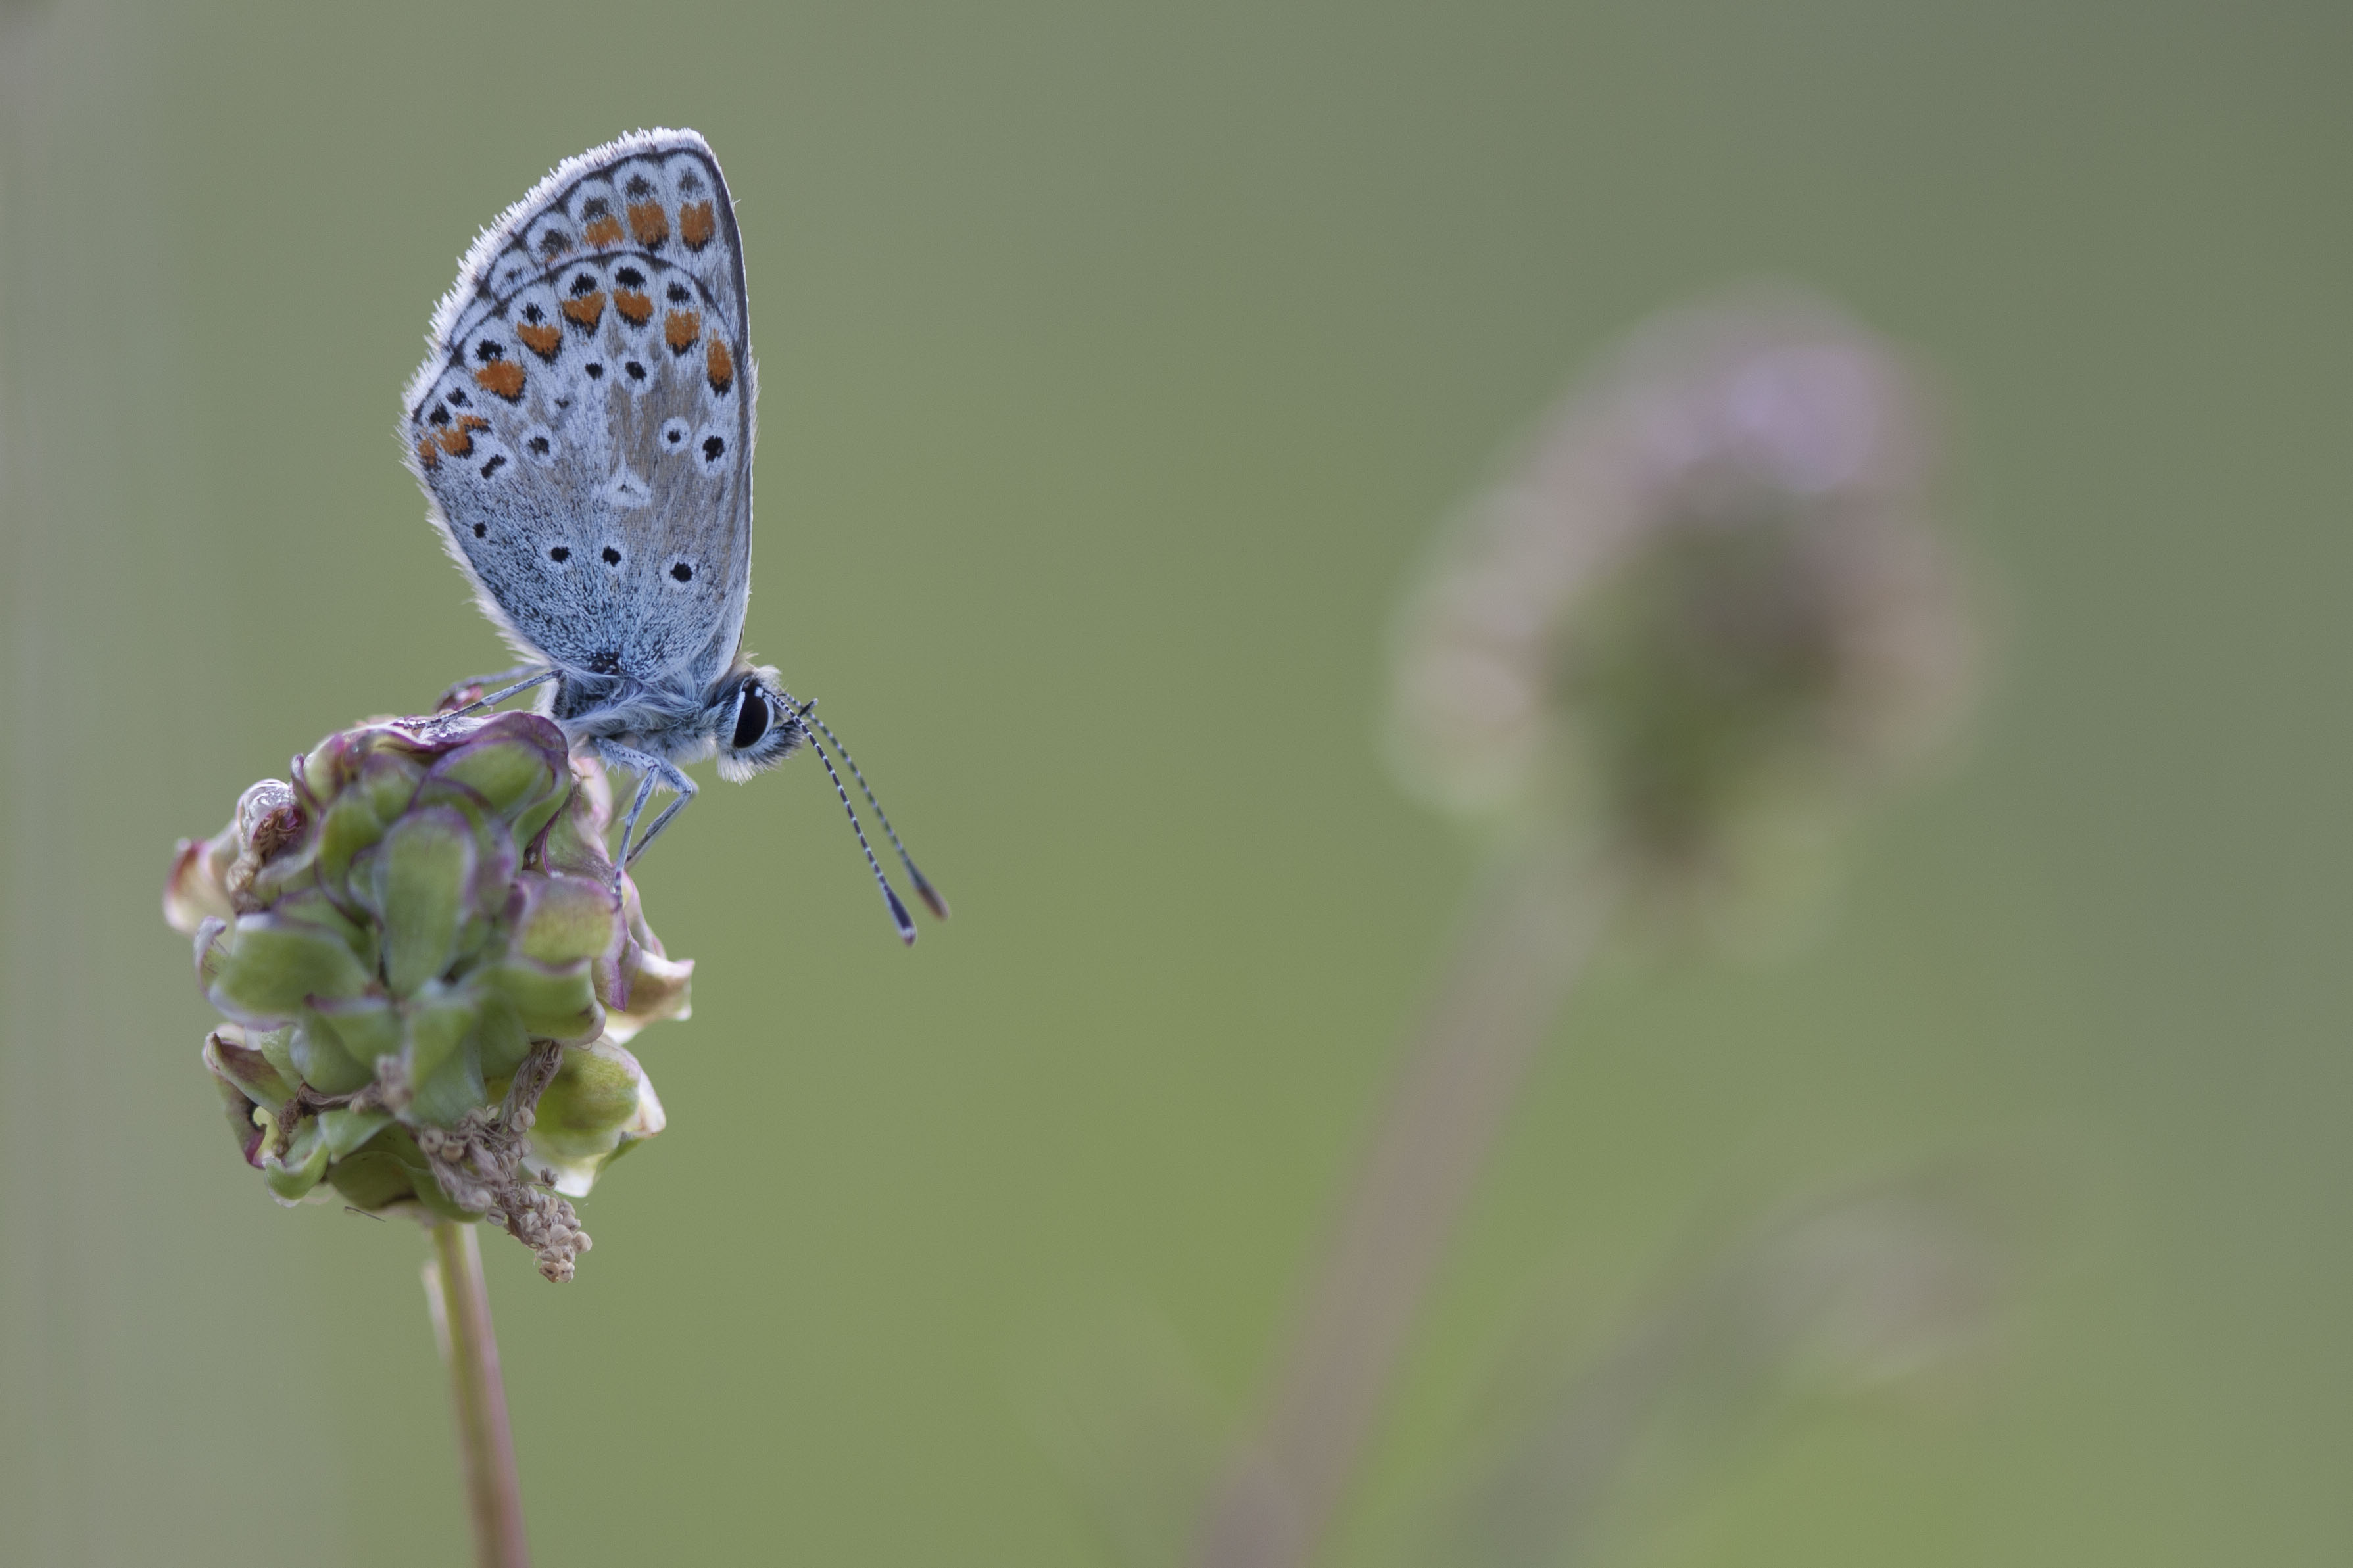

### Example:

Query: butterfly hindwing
xmin=403 ymin=130 xmax=754 ymax=687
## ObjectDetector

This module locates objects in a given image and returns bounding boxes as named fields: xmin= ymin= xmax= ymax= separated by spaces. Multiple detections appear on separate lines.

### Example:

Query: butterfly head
xmin=712 ymin=665 xmax=804 ymax=782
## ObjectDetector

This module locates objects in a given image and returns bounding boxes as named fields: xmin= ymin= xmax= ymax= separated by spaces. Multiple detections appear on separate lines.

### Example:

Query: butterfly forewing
xmin=403 ymin=130 xmax=754 ymax=688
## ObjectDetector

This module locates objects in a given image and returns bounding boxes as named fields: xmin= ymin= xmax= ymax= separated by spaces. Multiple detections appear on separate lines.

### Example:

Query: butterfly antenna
xmin=805 ymin=709 xmax=950 ymax=921
xmin=802 ymin=721 xmax=918 ymax=946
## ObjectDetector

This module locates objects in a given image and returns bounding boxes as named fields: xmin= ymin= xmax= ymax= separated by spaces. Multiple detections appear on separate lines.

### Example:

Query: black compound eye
xmin=731 ymin=686 xmax=770 ymax=749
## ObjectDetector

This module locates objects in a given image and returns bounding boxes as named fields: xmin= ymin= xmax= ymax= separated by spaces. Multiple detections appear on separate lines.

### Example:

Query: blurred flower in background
xmin=164 ymin=711 xmax=689 ymax=1280
xmin=1388 ymin=293 xmax=1971 ymax=918
xmin=1195 ymin=293 xmax=1985 ymax=1568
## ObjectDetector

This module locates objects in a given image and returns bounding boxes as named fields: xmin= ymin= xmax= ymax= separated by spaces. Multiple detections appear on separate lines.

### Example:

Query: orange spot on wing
xmin=679 ymin=201 xmax=716 ymax=250
xmin=560 ymin=291 xmax=606 ymax=331
xmin=416 ymin=435 xmax=441 ymax=469
xmin=583 ymin=214 xmax=624 ymax=248
xmin=474 ymin=361 xmax=526 ymax=402
xmin=706 ymin=337 xmax=734 ymax=394
xmin=458 ymin=414 xmax=491 ymax=433
xmin=613 ymin=289 xmax=653 ymax=326
xmin=664 ymin=309 xmax=701 ymax=354
xmin=516 ymin=322 xmax=562 ymax=360
xmin=627 ymin=202 xmax=669 ymax=247
xmin=437 ymin=425 xmax=475 ymax=458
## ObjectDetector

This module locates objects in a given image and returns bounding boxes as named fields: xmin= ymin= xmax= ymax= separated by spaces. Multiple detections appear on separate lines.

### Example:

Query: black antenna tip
xmin=885 ymin=882 xmax=918 ymax=946
xmin=911 ymin=870 xmax=951 ymax=922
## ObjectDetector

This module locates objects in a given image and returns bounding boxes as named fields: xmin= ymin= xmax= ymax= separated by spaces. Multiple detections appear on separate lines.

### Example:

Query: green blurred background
xmin=3 ymin=1 xmax=2349 ymax=1561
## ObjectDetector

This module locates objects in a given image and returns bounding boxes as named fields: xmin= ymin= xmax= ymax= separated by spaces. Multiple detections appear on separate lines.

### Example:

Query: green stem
xmin=427 ymin=1220 xmax=531 ymax=1568
xmin=1194 ymin=842 xmax=1611 ymax=1568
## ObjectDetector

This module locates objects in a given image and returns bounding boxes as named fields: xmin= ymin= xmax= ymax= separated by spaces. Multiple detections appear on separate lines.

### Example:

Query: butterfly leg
xmin=437 ymin=666 xmax=556 ymax=718
xmin=624 ymin=768 xmax=700 ymax=867
xmin=596 ymin=741 xmax=698 ymax=882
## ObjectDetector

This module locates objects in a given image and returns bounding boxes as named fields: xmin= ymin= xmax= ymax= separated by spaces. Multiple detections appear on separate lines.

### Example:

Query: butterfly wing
xmin=402 ymin=129 xmax=754 ymax=690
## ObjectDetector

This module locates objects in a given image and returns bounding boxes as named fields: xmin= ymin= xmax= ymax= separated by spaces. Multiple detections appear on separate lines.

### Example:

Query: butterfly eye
xmin=731 ymin=686 xmax=770 ymax=749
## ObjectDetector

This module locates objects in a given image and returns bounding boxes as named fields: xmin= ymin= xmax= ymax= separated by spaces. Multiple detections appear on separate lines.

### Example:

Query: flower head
xmin=166 ymin=711 xmax=691 ymax=1279
xmin=1389 ymin=295 xmax=1969 ymax=896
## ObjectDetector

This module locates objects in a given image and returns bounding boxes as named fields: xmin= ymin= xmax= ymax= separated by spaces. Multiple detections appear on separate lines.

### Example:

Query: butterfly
xmin=401 ymin=128 xmax=944 ymax=943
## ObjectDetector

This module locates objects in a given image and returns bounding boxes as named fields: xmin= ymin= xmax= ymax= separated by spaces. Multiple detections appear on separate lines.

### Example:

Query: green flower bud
xmin=198 ymin=912 xmax=374 ymax=1026
xmin=364 ymin=805 xmax=479 ymax=997
xmin=260 ymin=1108 xmax=333 ymax=1202
xmin=525 ymin=1039 xmax=668 ymax=1199
xmin=204 ymin=1026 xmax=297 ymax=1106
xmin=170 ymin=711 xmax=696 ymax=1278
xmin=481 ymin=955 xmax=604 ymax=1046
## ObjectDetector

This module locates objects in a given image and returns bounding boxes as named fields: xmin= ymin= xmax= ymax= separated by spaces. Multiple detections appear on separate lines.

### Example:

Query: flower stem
xmin=425 ymin=1220 xmax=532 ymax=1568
xmin=1194 ymin=842 xmax=1611 ymax=1568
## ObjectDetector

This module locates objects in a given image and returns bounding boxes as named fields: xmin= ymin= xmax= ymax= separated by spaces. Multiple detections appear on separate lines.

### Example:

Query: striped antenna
xmin=802 ymin=720 xmax=917 ymax=946
xmin=804 ymin=708 xmax=950 ymax=921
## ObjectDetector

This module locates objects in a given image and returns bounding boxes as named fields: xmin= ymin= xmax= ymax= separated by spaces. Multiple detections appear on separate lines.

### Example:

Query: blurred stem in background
xmin=424 ymin=1222 xmax=531 ymax=1568
xmin=1196 ymin=843 xmax=1613 ymax=1567
xmin=1453 ymin=1173 xmax=2003 ymax=1568
xmin=1194 ymin=293 xmax=1970 ymax=1568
